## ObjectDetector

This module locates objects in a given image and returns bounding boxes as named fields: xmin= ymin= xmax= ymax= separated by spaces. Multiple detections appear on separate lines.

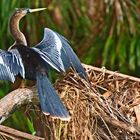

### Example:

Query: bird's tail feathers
xmin=36 ymin=73 xmax=70 ymax=121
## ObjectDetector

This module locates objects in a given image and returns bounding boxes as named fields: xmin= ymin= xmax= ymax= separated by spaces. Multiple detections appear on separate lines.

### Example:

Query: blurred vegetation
xmin=0 ymin=0 xmax=140 ymax=136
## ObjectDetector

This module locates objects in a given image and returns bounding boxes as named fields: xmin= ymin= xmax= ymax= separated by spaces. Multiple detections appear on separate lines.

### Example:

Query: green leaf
xmin=129 ymin=36 xmax=137 ymax=70
xmin=102 ymin=36 xmax=114 ymax=66
xmin=27 ymin=118 xmax=36 ymax=135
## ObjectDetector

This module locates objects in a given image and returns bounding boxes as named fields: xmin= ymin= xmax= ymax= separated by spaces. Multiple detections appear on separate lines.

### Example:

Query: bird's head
xmin=9 ymin=8 xmax=46 ymax=47
xmin=14 ymin=8 xmax=47 ymax=18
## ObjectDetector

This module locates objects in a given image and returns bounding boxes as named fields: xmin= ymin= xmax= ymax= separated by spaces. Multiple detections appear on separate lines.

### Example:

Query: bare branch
xmin=0 ymin=87 xmax=38 ymax=124
xmin=0 ymin=125 xmax=44 ymax=140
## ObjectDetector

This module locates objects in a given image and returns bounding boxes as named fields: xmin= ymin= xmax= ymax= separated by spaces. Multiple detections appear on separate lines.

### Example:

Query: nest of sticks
xmin=33 ymin=64 xmax=140 ymax=140
xmin=0 ymin=64 xmax=140 ymax=140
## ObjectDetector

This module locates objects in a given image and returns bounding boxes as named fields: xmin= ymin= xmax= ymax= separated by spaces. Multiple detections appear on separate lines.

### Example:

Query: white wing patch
xmin=51 ymin=30 xmax=65 ymax=71
xmin=10 ymin=49 xmax=25 ymax=79
xmin=0 ymin=55 xmax=15 ymax=82
xmin=52 ymin=31 xmax=62 ymax=54
xmin=0 ymin=56 xmax=4 ymax=64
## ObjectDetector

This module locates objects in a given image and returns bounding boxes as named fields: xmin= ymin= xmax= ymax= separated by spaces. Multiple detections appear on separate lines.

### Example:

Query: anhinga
xmin=0 ymin=8 xmax=88 ymax=121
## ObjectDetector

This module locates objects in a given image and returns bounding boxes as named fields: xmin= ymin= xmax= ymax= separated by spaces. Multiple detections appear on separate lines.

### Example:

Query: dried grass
xmin=32 ymin=65 xmax=140 ymax=140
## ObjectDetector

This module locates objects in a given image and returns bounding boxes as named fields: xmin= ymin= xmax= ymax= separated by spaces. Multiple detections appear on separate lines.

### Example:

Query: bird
xmin=0 ymin=8 xmax=88 ymax=121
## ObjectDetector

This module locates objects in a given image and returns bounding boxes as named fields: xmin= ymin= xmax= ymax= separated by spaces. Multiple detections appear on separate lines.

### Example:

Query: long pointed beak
xmin=28 ymin=8 xmax=47 ymax=13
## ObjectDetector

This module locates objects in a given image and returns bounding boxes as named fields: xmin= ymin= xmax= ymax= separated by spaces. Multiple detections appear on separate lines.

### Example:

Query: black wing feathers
xmin=57 ymin=33 xmax=88 ymax=80
xmin=0 ymin=49 xmax=24 ymax=82
xmin=32 ymin=28 xmax=65 ymax=72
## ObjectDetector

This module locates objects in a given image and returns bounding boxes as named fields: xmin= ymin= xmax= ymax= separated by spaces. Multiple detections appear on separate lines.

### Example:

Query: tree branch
xmin=0 ymin=87 xmax=38 ymax=124
xmin=0 ymin=124 xmax=44 ymax=140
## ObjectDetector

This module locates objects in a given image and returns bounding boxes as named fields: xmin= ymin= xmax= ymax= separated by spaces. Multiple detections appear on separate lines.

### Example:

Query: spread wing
xmin=32 ymin=28 xmax=65 ymax=72
xmin=0 ymin=49 xmax=25 ymax=83
xmin=32 ymin=28 xmax=88 ymax=80
xmin=55 ymin=32 xmax=88 ymax=80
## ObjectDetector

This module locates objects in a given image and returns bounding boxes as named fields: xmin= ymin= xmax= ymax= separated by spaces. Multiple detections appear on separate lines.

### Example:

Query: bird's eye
xmin=15 ymin=8 xmax=22 ymax=14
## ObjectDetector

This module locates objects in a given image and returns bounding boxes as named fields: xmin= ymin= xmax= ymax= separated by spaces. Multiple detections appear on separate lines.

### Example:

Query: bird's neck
xmin=9 ymin=14 xmax=27 ymax=46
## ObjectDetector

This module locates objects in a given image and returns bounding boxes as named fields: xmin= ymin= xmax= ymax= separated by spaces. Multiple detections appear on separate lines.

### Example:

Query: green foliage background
xmin=0 ymin=0 xmax=140 ymax=135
